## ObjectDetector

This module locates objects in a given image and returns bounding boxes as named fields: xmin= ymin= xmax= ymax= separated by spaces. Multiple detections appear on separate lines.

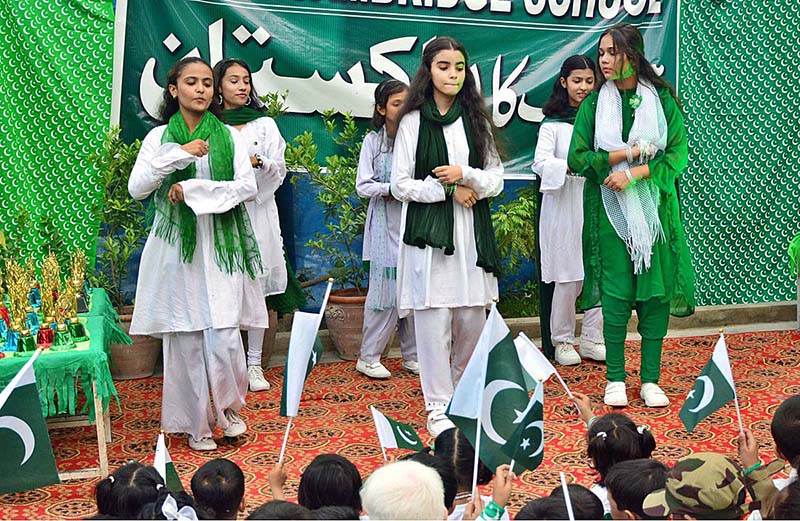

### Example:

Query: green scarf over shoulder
xmin=155 ymin=111 xmax=262 ymax=278
xmin=402 ymin=98 xmax=501 ymax=275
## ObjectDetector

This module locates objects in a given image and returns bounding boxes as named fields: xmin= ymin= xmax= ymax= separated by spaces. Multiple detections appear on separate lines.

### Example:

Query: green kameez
xmin=567 ymin=86 xmax=696 ymax=383
xmin=568 ymin=87 xmax=695 ymax=316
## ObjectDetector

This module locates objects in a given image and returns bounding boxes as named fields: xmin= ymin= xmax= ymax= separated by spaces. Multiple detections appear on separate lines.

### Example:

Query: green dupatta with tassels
xmin=154 ymin=111 xmax=262 ymax=279
xmin=402 ymin=98 xmax=502 ymax=275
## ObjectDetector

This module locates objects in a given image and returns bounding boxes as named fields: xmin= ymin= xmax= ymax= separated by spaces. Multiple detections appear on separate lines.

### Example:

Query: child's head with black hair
xmin=401 ymin=451 xmax=458 ymax=513
xmin=310 ymin=505 xmax=360 ymax=520
xmin=371 ymin=79 xmax=409 ymax=131
xmin=137 ymin=490 xmax=210 ymax=520
xmin=517 ymin=485 xmax=603 ymax=520
xmin=605 ymin=459 xmax=668 ymax=519
xmin=95 ymin=462 xmax=164 ymax=518
xmin=247 ymin=500 xmax=313 ymax=520
xmin=587 ymin=413 xmax=656 ymax=484
xmin=771 ymin=394 xmax=800 ymax=470
xmin=297 ymin=454 xmax=362 ymax=511
xmin=433 ymin=427 xmax=493 ymax=492
xmin=772 ymin=479 xmax=800 ymax=520
xmin=190 ymin=458 xmax=245 ymax=520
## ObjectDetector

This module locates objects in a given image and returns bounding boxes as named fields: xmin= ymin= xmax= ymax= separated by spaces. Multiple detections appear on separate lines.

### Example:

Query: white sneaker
xmin=641 ymin=383 xmax=670 ymax=407
xmin=604 ymin=381 xmax=628 ymax=407
xmin=248 ymin=365 xmax=270 ymax=392
xmin=189 ymin=436 xmax=217 ymax=451
xmin=402 ymin=360 xmax=420 ymax=375
xmin=554 ymin=343 xmax=581 ymax=366
xmin=223 ymin=409 xmax=247 ymax=437
xmin=579 ymin=339 xmax=607 ymax=361
xmin=356 ymin=359 xmax=391 ymax=379
xmin=426 ymin=408 xmax=455 ymax=438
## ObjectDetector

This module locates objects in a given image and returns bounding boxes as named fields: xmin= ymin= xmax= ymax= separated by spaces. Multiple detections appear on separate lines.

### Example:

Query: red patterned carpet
xmin=1 ymin=329 xmax=798 ymax=519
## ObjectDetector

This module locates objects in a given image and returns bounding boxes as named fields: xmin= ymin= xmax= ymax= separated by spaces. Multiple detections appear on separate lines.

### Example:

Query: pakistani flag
xmin=501 ymin=381 xmax=544 ymax=472
xmin=280 ymin=281 xmax=332 ymax=417
xmin=679 ymin=334 xmax=737 ymax=432
xmin=446 ymin=305 xmax=531 ymax=472
xmin=154 ymin=432 xmax=183 ymax=492
xmin=0 ymin=350 xmax=60 ymax=494
xmin=370 ymin=406 xmax=423 ymax=451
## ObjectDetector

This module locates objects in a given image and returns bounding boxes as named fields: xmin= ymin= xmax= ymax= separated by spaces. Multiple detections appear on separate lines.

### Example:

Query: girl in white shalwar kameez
xmin=128 ymin=58 xmax=267 ymax=451
xmin=391 ymin=37 xmax=504 ymax=437
xmin=355 ymin=80 xmax=419 ymax=380
xmin=214 ymin=59 xmax=292 ymax=393
xmin=532 ymin=55 xmax=606 ymax=367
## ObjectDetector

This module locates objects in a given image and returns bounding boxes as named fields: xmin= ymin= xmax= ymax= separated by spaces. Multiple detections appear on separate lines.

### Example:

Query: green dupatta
xmin=402 ymin=98 xmax=502 ymax=275
xmin=154 ymin=111 xmax=262 ymax=278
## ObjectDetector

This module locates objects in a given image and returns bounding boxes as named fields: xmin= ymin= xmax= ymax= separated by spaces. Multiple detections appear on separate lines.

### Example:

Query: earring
xmin=218 ymin=94 xmax=223 ymax=105
xmin=246 ymin=96 xmax=252 ymax=106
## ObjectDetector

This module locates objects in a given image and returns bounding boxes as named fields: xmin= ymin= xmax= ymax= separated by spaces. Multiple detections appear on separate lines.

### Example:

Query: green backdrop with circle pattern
xmin=0 ymin=1 xmax=113 ymax=266
xmin=1 ymin=0 xmax=798 ymax=306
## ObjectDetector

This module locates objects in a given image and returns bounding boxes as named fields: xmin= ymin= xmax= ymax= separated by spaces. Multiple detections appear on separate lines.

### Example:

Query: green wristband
xmin=743 ymin=462 xmax=762 ymax=476
xmin=483 ymin=500 xmax=505 ymax=520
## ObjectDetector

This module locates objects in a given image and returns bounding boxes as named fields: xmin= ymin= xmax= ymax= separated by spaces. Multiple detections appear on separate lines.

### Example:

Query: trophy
xmin=67 ymin=251 xmax=88 ymax=340
xmin=18 ymin=328 xmax=36 ymax=352
xmin=40 ymin=253 xmax=60 ymax=321
xmin=52 ymin=285 xmax=74 ymax=351
xmin=4 ymin=322 xmax=20 ymax=352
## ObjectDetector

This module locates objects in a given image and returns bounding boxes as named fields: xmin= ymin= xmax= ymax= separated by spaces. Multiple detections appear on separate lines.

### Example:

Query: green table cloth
xmin=0 ymin=288 xmax=129 ymax=421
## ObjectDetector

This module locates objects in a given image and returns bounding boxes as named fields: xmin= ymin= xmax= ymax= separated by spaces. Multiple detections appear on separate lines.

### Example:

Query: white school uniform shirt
xmin=128 ymin=124 xmax=268 ymax=335
xmin=591 ymin=483 xmax=611 ymax=516
xmin=239 ymin=116 xmax=289 ymax=297
xmin=391 ymin=110 xmax=503 ymax=317
xmin=357 ymin=129 xmax=402 ymax=264
xmin=532 ymin=121 xmax=586 ymax=284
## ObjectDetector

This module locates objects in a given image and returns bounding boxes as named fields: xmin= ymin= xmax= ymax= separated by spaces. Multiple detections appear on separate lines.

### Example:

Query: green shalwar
xmin=567 ymin=86 xmax=695 ymax=383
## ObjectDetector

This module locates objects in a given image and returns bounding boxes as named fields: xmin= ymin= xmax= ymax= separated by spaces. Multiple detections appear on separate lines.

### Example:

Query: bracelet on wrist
xmin=626 ymin=145 xmax=634 ymax=164
xmin=586 ymin=416 xmax=598 ymax=429
xmin=624 ymin=169 xmax=637 ymax=188
xmin=743 ymin=462 xmax=762 ymax=476
xmin=483 ymin=500 xmax=505 ymax=520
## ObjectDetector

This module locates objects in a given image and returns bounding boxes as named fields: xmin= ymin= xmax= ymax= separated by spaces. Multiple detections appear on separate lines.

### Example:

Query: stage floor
xmin=1 ymin=329 xmax=798 ymax=519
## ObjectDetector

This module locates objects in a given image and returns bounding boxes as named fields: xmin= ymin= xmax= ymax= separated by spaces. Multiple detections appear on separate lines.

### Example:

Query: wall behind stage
xmin=0 ymin=1 xmax=114 ymax=266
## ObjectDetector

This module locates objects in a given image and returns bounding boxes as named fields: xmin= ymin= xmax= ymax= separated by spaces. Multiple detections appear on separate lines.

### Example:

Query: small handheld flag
xmin=370 ymin=406 xmax=423 ymax=454
xmin=679 ymin=333 xmax=740 ymax=432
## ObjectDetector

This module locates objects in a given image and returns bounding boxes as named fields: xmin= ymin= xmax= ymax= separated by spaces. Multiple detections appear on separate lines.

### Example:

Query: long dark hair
xmin=596 ymin=23 xmax=681 ymax=108
xmin=158 ymin=57 xmax=221 ymax=123
xmin=399 ymin=36 xmax=503 ymax=165
xmin=212 ymin=58 xmax=266 ymax=113
xmin=371 ymin=79 xmax=408 ymax=129
xmin=542 ymin=55 xmax=595 ymax=118
xmin=95 ymin=462 xmax=164 ymax=518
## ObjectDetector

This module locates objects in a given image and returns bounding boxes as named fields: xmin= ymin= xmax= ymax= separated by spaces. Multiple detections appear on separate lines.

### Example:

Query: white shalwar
xmin=391 ymin=110 xmax=503 ymax=411
xmin=532 ymin=121 xmax=602 ymax=345
xmin=238 ymin=117 xmax=288 ymax=365
xmin=357 ymin=130 xmax=416 ymax=364
xmin=128 ymin=124 xmax=267 ymax=439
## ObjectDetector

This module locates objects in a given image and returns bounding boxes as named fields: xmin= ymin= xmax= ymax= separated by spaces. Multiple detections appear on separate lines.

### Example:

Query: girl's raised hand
xmin=433 ymin=165 xmax=463 ymax=184
xmin=571 ymin=392 xmax=595 ymax=424
xmin=181 ymin=139 xmax=209 ymax=157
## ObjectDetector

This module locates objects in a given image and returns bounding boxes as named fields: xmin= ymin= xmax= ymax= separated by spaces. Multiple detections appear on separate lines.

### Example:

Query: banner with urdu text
xmin=113 ymin=0 xmax=678 ymax=177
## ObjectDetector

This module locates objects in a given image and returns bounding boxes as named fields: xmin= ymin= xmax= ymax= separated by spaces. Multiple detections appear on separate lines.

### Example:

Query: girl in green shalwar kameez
xmin=567 ymin=23 xmax=695 ymax=408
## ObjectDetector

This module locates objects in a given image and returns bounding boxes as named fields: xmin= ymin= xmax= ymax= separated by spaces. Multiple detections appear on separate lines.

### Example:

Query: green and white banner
xmin=112 ymin=0 xmax=678 ymax=176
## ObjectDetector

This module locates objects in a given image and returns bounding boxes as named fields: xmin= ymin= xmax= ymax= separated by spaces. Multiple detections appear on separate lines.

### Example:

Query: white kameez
xmin=357 ymin=130 xmax=416 ymax=363
xmin=532 ymin=121 xmax=586 ymax=284
xmin=391 ymin=110 xmax=502 ymax=414
xmin=391 ymin=110 xmax=503 ymax=317
xmin=129 ymin=123 xmax=266 ymax=438
xmin=533 ymin=120 xmax=602 ymax=344
xmin=128 ymin=125 xmax=268 ymax=335
xmin=239 ymin=116 xmax=288 ymax=297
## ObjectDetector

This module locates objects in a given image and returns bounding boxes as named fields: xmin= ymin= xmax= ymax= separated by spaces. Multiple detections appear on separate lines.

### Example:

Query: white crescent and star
xmin=395 ymin=425 xmax=419 ymax=446
xmin=524 ymin=419 xmax=545 ymax=458
xmin=688 ymin=375 xmax=715 ymax=413
xmin=481 ymin=380 xmax=525 ymax=445
xmin=0 ymin=415 xmax=36 ymax=465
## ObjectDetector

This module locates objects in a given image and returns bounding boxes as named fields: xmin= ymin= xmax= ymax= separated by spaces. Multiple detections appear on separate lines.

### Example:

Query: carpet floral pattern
xmin=1 ymin=330 xmax=798 ymax=519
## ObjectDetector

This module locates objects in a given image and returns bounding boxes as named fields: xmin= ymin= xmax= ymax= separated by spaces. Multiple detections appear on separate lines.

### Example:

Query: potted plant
xmin=88 ymin=127 xmax=159 ymax=380
xmin=286 ymin=111 xmax=368 ymax=360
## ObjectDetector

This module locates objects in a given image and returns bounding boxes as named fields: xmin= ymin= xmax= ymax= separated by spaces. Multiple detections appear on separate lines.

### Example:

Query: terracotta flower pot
xmin=325 ymin=288 xmax=367 ymax=361
xmin=110 ymin=310 xmax=161 ymax=380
